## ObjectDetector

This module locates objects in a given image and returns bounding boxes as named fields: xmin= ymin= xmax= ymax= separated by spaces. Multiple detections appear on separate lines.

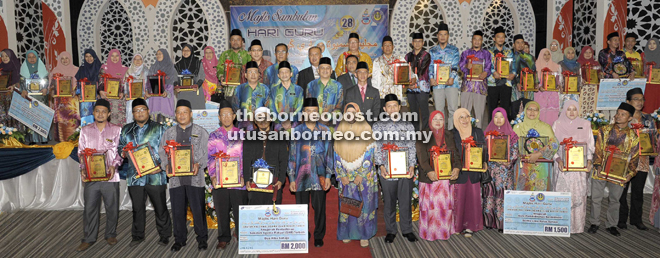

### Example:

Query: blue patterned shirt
xmin=263 ymin=63 xmax=299 ymax=87
xmin=305 ymin=78 xmax=344 ymax=117
xmin=117 ymin=120 xmax=168 ymax=186
xmin=288 ymin=122 xmax=334 ymax=191
xmin=267 ymin=81 xmax=304 ymax=123
xmin=373 ymin=118 xmax=416 ymax=182
xmin=487 ymin=46 xmax=514 ymax=87
xmin=232 ymin=82 xmax=270 ymax=116
xmin=428 ymin=44 xmax=461 ymax=89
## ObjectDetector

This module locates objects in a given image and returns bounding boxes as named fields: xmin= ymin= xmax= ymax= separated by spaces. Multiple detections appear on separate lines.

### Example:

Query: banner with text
xmin=504 ymin=191 xmax=571 ymax=237
xmin=596 ymin=79 xmax=646 ymax=110
xmin=230 ymin=5 xmax=389 ymax=69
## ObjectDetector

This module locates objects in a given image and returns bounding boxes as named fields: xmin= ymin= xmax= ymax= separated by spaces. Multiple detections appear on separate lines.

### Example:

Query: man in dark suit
xmin=336 ymin=55 xmax=359 ymax=91
xmin=344 ymin=62 xmax=380 ymax=125
xmin=297 ymin=46 xmax=336 ymax=92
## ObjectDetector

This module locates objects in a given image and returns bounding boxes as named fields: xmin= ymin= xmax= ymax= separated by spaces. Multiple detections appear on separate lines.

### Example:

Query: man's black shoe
xmin=587 ymin=225 xmax=599 ymax=234
xmin=157 ymin=237 xmax=169 ymax=246
xmin=384 ymin=234 xmax=396 ymax=243
xmin=632 ymin=223 xmax=649 ymax=230
xmin=606 ymin=227 xmax=621 ymax=236
xmin=198 ymin=242 xmax=208 ymax=251
xmin=129 ymin=238 xmax=144 ymax=247
xmin=617 ymin=223 xmax=627 ymax=229
xmin=402 ymin=233 xmax=417 ymax=242
xmin=314 ymin=239 xmax=324 ymax=247
xmin=171 ymin=242 xmax=186 ymax=252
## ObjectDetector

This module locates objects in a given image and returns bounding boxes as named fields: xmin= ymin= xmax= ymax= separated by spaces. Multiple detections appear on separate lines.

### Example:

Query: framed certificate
xmin=519 ymin=136 xmax=551 ymax=162
xmin=432 ymin=152 xmax=452 ymax=180
xmin=214 ymin=156 xmax=241 ymax=188
xmin=387 ymin=150 xmax=409 ymax=178
xmin=497 ymin=58 xmax=511 ymax=76
xmin=127 ymin=143 xmax=161 ymax=178
xmin=462 ymin=144 xmax=487 ymax=172
xmin=559 ymin=143 xmax=588 ymax=171
xmin=630 ymin=59 xmax=644 ymax=78
xmin=224 ymin=64 xmax=242 ymax=86
xmin=650 ymin=68 xmax=660 ymax=84
xmin=541 ymin=72 xmax=558 ymax=91
xmin=104 ymin=78 xmax=121 ymax=99
xmin=0 ymin=71 xmax=10 ymax=92
xmin=467 ymin=60 xmax=484 ymax=81
xmin=488 ymin=135 xmax=510 ymax=162
xmin=254 ymin=167 xmax=273 ymax=186
xmin=520 ymin=73 xmax=537 ymax=91
xmin=434 ymin=63 xmax=451 ymax=85
xmin=581 ymin=66 xmax=600 ymax=85
xmin=176 ymin=75 xmax=197 ymax=92
xmin=55 ymin=77 xmax=73 ymax=97
xmin=81 ymin=83 xmax=97 ymax=102
xmin=393 ymin=63 xmax=411 ymax=85
xmin=148 ymin=76 xmax=165 ymax=96
xmin=563 ymin=75 xmax=580 ymax=94
xmin=638 ymin=130 xmax=657 ymax=156
xmin=26 ymin=78 xmax=48 ymax=95
xmin=598 ymin=149 xmax=630 ymax=184
xmin=167 ymin=144 xmax=195 ymax=177
xmin=127 ymin=80 xmax=144 ymax=100
xmin=82 ymin=150 xmax=113 ymax=182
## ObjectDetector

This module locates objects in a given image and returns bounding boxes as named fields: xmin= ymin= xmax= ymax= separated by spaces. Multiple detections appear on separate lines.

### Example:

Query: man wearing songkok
xmin=159 ymin=99 xmax=210 ymax=251
xmin=217 ymin=29 xmax=251 ymax=87
xmin=76 ymin=99 xmax=122 ymax=252
xmin=459 ymin=30 xmax=492 ymax=129
xmin=598 ymin=32 xmax=635 ymax=79
xmin=233 ymin=61 xmax=270 ymax=130
xmin=344 ymin=61 xmax=380 ymax=126
xmin=264 ymin=43 xmax=299 ymax=86
xmin=306 ymin=57 xmax=344 ymax=127
xmin=117 ymin=98 xmax=171 ymax=248
xmin=618 ymin=88 xmax=655 ymax=231
xmin=297 ymin=46 xmax=337 ymax=93
xmin=406 ymin=31 xmax=432 ymax=131
xmin=373 ymin=94 xmax=418 ymax=243
xmin=335 ymin=33 xmax=373 ymax=76
xmin=244 ymin=107 xmax=288 ymax=205
xmin=487 ymin=26 xmax=515 ymax=115
xmin=267 ymin=61 xmax=304 ymax=131
xmin=241 ymin=39 xmax=273 ymax=84
xmin=511 ymin=34 xmax=536 ymax=101
xmin=208 ymin=99 xmax=246 ymax=250
xmin=588 ymin=102 xmax=639 ymax=237
xmin=372 ymin=35 xmax=406 ymax=99
xmin=288 ymin=98 xmax=334 ymax=247
xmin=428 ymin=23 xmax=460 ymax=129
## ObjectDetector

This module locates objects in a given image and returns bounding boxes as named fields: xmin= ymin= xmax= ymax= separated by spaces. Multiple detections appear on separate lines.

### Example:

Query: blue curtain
xmin=0 ymin=148 xmax=56 ymax=180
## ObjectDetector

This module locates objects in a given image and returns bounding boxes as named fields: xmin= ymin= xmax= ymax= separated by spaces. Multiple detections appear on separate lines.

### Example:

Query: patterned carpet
xmin=369 ymin=194 xmax=660 ymax=258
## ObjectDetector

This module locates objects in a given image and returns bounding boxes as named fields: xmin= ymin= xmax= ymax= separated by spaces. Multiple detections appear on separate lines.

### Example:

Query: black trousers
xmin=295 ymin=190 xmax=326 ymax=240
xmin=128 ymin=185 xmax=172 ymax=240
xmin=619 ymin=171 xmax=648 ymax=225
xmin=170 ymin=185 xmax=207 ymax=244
xmin=248 ymin=189 xmax=283 ymax=205
xmin=212 ymin=188 xmax=248 ymax=242
xmin=407 ymin=92 xmax=430 ymax=131
xmin=487 ymin=85 xmax=512 ymax=118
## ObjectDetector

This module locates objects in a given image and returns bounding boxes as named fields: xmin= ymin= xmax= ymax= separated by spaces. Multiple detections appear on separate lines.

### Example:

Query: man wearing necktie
xmin=344 ymin=62 xmax=380 ymax=126
xmin=337 ymin=55 xmax=360 ymax=91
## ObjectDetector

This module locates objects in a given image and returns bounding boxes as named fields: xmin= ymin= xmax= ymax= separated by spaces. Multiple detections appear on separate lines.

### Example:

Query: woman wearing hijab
xmin=301 ymin=39 xmax=335 ymax=70
xmin=201 ymin=46 xmax=220 ymax=101
xmin=20 ymin=50 xmax=50 ymax=143
xmin=416 ymin=110 xmax=460 ymax=240
xmin=523 ymin=42 xmax=531 ymax=55
xmin=482 ymin=107 xmax=519 ymax=231
xmin=451 ymin=108 xmax=486 ymax=238
xmin=549 ymin=39 xmax=564 ymax=63
xmin=147 ymin=49 xmax=177 ymax=119
xmin=100 ymin=49 xmax=128 ymax=124
xmin=75 ymin=49 xmax=103 ymax=120
xmin=124 ymin=54 xmax=148 ymax=123
xmin=558 ymin=47 xmax=581 ymax=105
xmin=513 ymin=101 xmax=559 ymax=191
xmin=535 ymin=48 xmax=561 ymax=125
xmin=49 ymin=51 xmax=80 ymax=142
xmin=577 ymin=46 xmax=601 ymax=116
xmin=552 ymin=100 xmax=594 ymax=234
xmin=174 ymin=44 xmax=205 ymax=109
xmin=642 ymin=38 xmax=660 ymax=113
xmin=334 ymin=103 xmax=377 ymax=247
xmin=0 ymin=49 xmax=22 ymax=129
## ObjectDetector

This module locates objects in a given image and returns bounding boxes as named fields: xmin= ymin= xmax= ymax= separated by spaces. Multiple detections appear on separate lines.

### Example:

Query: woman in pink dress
xmin=416 ymin=110 xmax=461 ymax=240
xmin=100 ymin=49 xmax=128 ymax=124
xmin=535 ymin=48 xmax=561 ymax=125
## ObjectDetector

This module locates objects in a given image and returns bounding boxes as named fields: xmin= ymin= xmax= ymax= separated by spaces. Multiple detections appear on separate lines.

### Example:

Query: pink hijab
xmin=202 ymin=46 xmax=219 ymax=85
xmin=101 ymin=49 xmax=128 ymax=78
xmin=552 ymin=100 xmax=591 ymax=143
xmin=577 ymin=46 xmax=599 ymax=66
xmin=49 ymin=51 xmax=78 ymax=84
xmin=536 ymin=48 xmax=560 ymax=79
xmin=484 ymin=107 xmax=518 ymax=145
xmin=429 ymin=110 xmax=445 ymax=147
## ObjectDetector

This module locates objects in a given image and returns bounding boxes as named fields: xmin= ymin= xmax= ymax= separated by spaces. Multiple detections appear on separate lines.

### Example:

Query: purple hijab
xmin=484 ymin=107 xmax=519 ymax=145
xmin=0 ymin=49 xmax=21 ymax=85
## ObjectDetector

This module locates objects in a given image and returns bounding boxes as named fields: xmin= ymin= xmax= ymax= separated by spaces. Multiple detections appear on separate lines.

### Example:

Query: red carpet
xmin=260 ymin=187 xmax=373 ymax=257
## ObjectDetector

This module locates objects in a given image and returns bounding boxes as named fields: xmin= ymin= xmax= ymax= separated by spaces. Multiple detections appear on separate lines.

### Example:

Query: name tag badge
xmin=192 ymin=134 xmax=199 ymax=138
xmin=577 ymin=127 xmax=583 ymax=129
xmin=106 ymin=139 xmax=113 ymax=143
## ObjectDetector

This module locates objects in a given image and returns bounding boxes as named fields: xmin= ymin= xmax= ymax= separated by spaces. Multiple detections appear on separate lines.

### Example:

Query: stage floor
xmin=1 ymin=194 xmax=659 ymax=257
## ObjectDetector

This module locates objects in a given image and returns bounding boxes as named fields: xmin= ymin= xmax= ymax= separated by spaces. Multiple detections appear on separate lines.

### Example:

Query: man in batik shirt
xmin=372 ymin=35 xmax=406 ymax=99
xmin=233 ymin=61 xmax=270 ymax=130
xmin=267 ymin=61 xmax=304 ymax=131
xmin=598 ymin=32 xmax=635 ymax=80
xmin=487 ymin=26 xmax=516 ymax=115
xmin=217 ymin=29 xmax=251 ymax=90
xmin=459 ymin=30 xmax=492 ymax=129
xmin=428 ymin=23 xmax=460 ymax=129
xmin=263 ymin=43 xmax=299 ymax=87
xmin=335 ymin=33 xmax=373 ymax=76
xmin=306 ymin=57 xmax=343 ymax=127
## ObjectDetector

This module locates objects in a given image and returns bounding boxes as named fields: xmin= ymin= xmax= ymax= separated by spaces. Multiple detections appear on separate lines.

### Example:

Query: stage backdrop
xmin=230 ymin=5 xmax=389 ymax=68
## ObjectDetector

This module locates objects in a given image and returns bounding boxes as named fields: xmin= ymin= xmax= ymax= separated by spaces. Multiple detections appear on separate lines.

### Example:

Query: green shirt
xmin=216 ymin=49 xmax=251 ymax=81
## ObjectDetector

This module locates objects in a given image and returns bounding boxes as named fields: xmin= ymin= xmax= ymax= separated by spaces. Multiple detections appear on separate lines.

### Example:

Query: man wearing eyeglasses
xmin=117 ymin=98 xmax=172 ymax=248
xmin=240 ymin=39 xmax=273 ymax=84
xmin=263 ymin=43 xmax=299 ymax=87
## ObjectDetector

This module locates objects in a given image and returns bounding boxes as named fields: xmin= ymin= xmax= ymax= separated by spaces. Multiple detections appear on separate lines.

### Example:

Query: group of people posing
xmin=2 ymin=22 xmax=660 ymax=253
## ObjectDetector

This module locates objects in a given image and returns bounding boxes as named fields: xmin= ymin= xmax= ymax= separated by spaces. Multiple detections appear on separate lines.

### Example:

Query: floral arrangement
xmin=0 ymin=124 xmax=24 ymax=142
xmin=470 ymin=117 xmax=479 ymax=127
xmin=160 ymin=117 xmax=177 ymax=128
xmin=204 ymin=174 xmax=218 ymax=224
xmin=584 ymin=112 xmax=609 ymax=129
xmin=510 ymin=112 xmax=525 ymax=126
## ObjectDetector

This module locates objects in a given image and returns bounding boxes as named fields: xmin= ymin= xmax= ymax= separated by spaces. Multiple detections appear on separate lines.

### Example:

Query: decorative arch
xmin=408 ymin=0 xmax=446 ymax=49
xmin=171 ymin=0 xmax=209 ymax=63
xmin=480 ymin=0 xmax=516 ymax=50
xmin=100 ymin=1 xmax=134 ymax=66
